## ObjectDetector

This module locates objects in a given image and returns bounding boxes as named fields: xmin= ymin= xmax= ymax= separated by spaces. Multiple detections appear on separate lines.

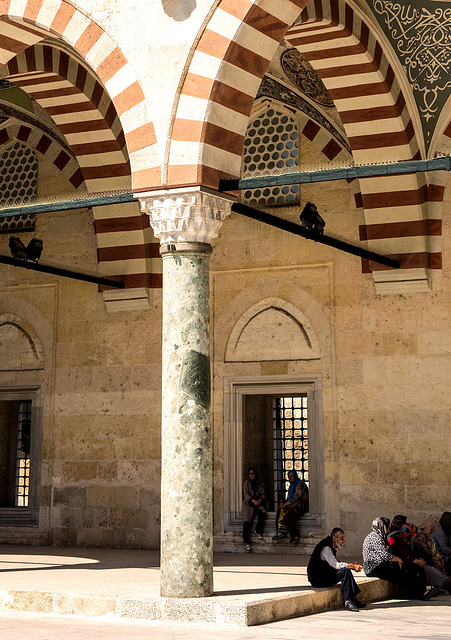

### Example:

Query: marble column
xmin=140 ymin=187 xmax=232 ymax=598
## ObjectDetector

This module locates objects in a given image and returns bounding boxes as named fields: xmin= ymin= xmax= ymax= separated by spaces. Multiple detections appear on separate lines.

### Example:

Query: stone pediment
xmin=225 ymin=297 xmax=320 ymax=362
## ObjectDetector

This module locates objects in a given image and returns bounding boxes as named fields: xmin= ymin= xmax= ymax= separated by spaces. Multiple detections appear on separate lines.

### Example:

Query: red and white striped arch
xmin=0 ymin=116 xmax=83 ymax=187
xmin=0 ymin=2 xmax=162 ymax=288
xmin=167 ymin=0 xmax=309 ymax=188
xmin=0 ymin=2 xmax=158 ymax=191
xmin=287 ymin=0 xmax=441 ymax=280
xmin=255 ymin=95 xmax=351 ymax=163
xmin=169 ymin=0 xmax=441 ymax=286
xmin=3 ymin=43 xmax=131 ymax=191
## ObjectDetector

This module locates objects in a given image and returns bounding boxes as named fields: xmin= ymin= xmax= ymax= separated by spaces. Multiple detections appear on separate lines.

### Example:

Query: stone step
xmin=0 ymin=579 xmax=398 ymax=626
xmin=214 ymin=532 xmax=323 ymax=555
xmin=0 ymin=546 xmax=397 ymax=627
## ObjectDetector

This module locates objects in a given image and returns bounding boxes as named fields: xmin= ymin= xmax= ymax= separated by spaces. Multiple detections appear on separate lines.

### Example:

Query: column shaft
xmin=160 ymin=248 xmax=213 ymax=598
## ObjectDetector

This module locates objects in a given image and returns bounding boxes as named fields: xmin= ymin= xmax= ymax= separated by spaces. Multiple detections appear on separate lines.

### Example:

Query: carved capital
xmin=139 ymin=187 xmax=234 ymax=248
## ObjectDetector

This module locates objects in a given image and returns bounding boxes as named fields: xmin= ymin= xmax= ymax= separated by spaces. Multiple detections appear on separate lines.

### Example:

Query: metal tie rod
xmin=232 ymin=202 xmax=400 ymax=269
xmin=0 ymin=254 xmax=125 ymax=288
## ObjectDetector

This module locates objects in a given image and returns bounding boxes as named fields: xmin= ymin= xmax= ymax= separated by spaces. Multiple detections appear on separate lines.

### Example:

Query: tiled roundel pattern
xmin=0 ymin=142 xmax=38 ymax=205
xmin=242 ymin=108 xmax=300 ymax=207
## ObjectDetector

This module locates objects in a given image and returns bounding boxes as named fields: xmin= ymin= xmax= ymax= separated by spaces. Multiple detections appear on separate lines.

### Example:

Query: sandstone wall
xmin=210 ymin=149 xmax=451 ymax=554
xmin=0 ymin=155 xmax=162 ymax=548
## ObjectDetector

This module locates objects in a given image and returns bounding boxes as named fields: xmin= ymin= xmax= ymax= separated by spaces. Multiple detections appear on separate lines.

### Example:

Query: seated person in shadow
xmin=417 ymin=519 xmax=447 ymax=574
xmin=241 ymin=466 xmax=266 ymax=552
xmin=388 ymin=519 xmax=443 ymax=595
xmin=307 ymin=527 xmax=366 ymax=612
xmin=432 ymin=512 xmax=451 ymax=575
xmin=362 ymin=516 xmax=438 ymax=601
xmin=272 ymin=470 xmax=308 ymax=544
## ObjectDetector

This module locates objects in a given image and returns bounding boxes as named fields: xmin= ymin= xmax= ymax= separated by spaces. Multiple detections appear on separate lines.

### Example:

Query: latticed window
xmin=225 ymin=376 xmax=323 ymax=530
xmin=273 ymin=396 xmax=308 ymax=505
xmin=15 ymin=401 xmax=31 ymax=507
xmin=241 ymin=107 xmax=300 ymax=207
xmin=0 ymin=141 xmax=38 ymax=234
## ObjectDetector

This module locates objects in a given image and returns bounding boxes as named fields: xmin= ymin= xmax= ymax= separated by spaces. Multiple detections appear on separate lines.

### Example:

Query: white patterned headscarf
xmin=372 ymin=517 xmax=390 ymax=544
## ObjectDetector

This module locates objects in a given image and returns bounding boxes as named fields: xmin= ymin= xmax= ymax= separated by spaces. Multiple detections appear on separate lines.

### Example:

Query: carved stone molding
xmin=139 ymin=187 xmax=234 ymax=248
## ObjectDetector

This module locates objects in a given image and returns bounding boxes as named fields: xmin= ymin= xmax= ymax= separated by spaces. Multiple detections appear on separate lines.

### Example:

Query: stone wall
xmin=0 ymin=228 xmax=162 ymax=546
xmin=0 ymin=152 xmax=162 ymax=547
xmin=210 ymin=142 xmax=451 ymax=554
xmin=1 ymin=158 xmax=449 ymax=553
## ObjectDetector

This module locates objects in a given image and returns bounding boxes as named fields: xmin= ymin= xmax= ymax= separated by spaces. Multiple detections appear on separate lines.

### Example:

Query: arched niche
xmin=225 ymin=297 xmax=320 ymax=362
xmin=0 ymin=314 xmax=44 ymax=371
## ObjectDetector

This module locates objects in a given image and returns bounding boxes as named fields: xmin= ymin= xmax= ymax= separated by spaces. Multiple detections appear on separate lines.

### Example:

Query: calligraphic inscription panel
xmin=369 ymin=0 xmax=451 ymax=149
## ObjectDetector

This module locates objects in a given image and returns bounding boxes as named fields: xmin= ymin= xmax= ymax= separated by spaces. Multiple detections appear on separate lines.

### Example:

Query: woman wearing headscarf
xmin=272 ymin=469 xmax=308 ymax=544
xmin=432 ymin=512 xmax=451 ymax=574
xmin=387 ymin=520 xmax=442 ymax=596
xmin=241 ymin=467 xmax=266 ymax=551
xmin=415 ymin=519 xmax=445 ymax=573
xmin=362 ymin=517 xmax=435 ymax=600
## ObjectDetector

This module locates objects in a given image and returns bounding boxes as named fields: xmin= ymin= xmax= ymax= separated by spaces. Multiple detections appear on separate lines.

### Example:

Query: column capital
xmin=138 ymin=186 xmax=234 ymax=249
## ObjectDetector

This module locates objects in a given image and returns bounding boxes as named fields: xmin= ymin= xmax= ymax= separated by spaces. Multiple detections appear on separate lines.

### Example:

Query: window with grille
xmin=273 ymin=396 xmax=308 ymax=505
xmin=15 ymin=401 xmax=31 ymax=507
xmin=241 ymin=107 xmax=300 ymax=207
xmin=225 ymin=376 xmax=324 ymax=531
xmin=0 ymin=385 xmax=41 ymax=526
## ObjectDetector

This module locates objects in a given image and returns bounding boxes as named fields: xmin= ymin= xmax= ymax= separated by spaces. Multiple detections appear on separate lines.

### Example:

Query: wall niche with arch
xmin=0 ymin=314 xmax=44 ymax=371
xmin=224 ymin=297 xmax=321 ymax=363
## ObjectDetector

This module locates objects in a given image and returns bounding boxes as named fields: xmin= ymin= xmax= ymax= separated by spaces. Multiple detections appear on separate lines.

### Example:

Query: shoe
xmin=244 ymin=543 xmax=251 ymax=552
xmin=272 ymin=532 xmax=287 ymax=541
xmin=353 ymin=599 xmax=367 ymax=608
xmin=422 ymin=586 xmax=440 ymax=601
xmin=253 ymin=530 xmax=263 ymax=540
xmin=344 ymin=601 xmax=359 ymax=612
xmin=289 ymin=536 xmax=300 ymax=544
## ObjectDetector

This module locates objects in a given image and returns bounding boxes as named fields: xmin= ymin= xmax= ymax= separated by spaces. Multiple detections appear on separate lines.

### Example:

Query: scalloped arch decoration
xmin=225 ymin=297 xmax=320 ymax=362
xmin=0 ymin=313 xmax=44 ymax=370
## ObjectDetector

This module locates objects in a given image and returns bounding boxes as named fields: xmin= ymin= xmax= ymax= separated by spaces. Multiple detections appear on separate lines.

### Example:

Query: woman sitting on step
xmin=388 ymin=520 xmax=446 ymax=593
xmin=362 ymin=516 xmax=438 ymax=600
xmin=272 ymin=470 xmax=308 ymax=544
xmin=241 ymin=467 xmax=266 ymax=552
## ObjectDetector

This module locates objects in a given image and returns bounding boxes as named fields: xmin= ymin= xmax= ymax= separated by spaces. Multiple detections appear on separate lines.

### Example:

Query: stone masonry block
xmin=53 ymin=487 xmax=87 ymax=507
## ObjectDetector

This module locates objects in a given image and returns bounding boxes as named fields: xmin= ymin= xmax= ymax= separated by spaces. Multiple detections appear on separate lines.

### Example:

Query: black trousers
xmin=243 ymin=508 xmax=265 ymax=543
xmin=368 ymin=561 xmax=426 ymax=599
xmin=310 ymin=566 xmax=360 ymax=602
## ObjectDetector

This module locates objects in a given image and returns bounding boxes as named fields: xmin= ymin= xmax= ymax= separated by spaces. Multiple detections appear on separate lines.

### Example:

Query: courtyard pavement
xmin=0 ymin=545 xmax=447 ymax=630
xmin=0 ymin=597 xmax=450 ymax=640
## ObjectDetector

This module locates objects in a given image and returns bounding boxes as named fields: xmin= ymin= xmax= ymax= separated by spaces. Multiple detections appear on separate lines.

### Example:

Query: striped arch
xmin=171 ymin=0 xmax=440 ymax=289
xmin=298 ymin=112 xmax=350 ymax=162
xmin=288 ymin=0 xmax=440 ymax=286
xmin=256 ymin=96 xmax=351 ymax=163
xmin=0 ymin=114 xmax=83 ymax=187
xmin=0 ymin=1 xmax=158 ymax=190
xmin=0 ymin=4 xmax=162 ymax=288
xmin=167 ymin=0 xmax=309 ymax=188
xmin=2 ymin=43 xmax=131 ymax=191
